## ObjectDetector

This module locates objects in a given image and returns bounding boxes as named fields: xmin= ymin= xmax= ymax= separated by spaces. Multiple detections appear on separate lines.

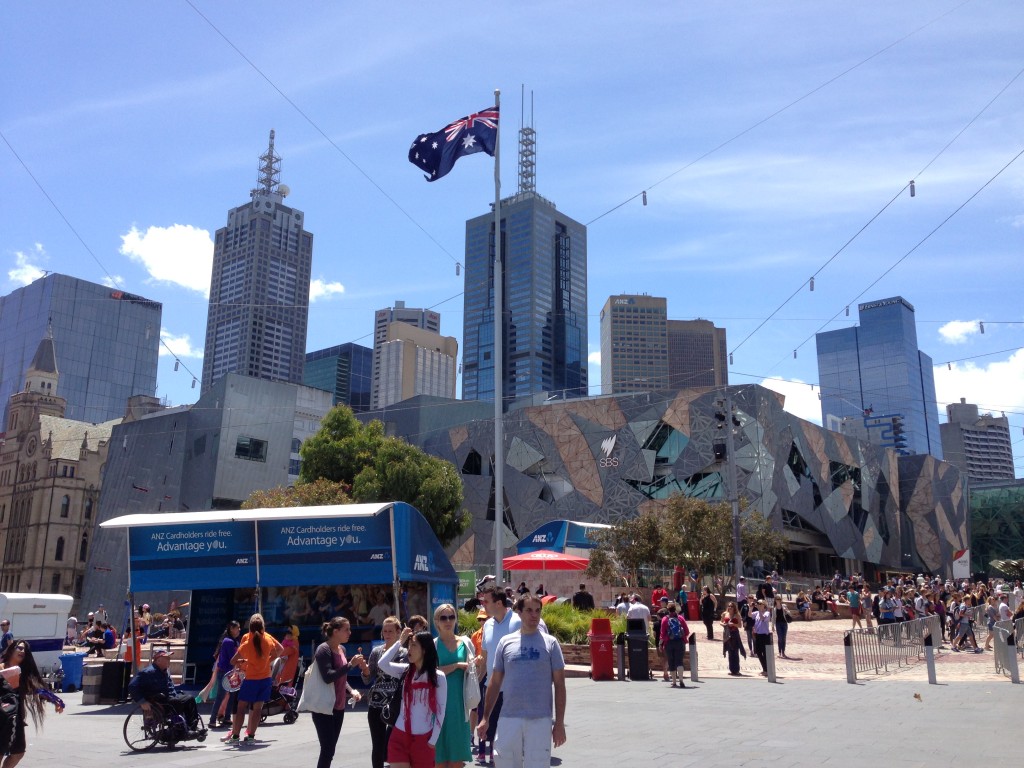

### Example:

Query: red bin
xmin=687 ymin=592 xmax=700 ymax=621
xmin=587 ymin=617 xmax=614 ymax=681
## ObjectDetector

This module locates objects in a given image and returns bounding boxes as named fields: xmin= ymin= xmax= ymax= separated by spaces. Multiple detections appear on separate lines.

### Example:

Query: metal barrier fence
xmin=992 ymin=618 xmax=1023 ymax=684
xmin=844 ymin=615 xmax=941 ymax=680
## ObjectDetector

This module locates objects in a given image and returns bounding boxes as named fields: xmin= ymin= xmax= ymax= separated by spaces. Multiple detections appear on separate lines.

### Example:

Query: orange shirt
xmin=235 ymin=631 xmax=282 ymax=680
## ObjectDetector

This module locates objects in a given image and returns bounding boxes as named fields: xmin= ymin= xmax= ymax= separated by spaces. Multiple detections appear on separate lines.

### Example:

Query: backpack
xmin=666 ymin=616 xmax=683 ymax=641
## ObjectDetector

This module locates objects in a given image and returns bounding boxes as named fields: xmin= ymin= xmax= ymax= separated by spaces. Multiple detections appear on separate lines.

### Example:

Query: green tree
xmin=241 ymin=477 xmax=352 ymax=509
xmin=586 ymin=508 xmax=664 ymax=588
xmin=298 ymin=405 xmax=467 ymax=546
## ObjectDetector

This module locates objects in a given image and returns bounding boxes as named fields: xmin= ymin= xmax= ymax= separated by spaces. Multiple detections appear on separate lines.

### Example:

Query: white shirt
xmin=626 ymin=601 xmax=651 ymax=634
xmin=378 ymin=640 xmax=448 ymax=744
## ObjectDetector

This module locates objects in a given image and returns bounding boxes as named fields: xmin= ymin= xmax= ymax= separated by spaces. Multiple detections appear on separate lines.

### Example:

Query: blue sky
xmin=3 ymin=2 xmax=1022 ymax=473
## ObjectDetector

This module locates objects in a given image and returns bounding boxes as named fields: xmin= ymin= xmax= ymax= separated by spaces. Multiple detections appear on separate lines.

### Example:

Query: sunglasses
xmin=438 ymin=614 xmax=457 ymax=621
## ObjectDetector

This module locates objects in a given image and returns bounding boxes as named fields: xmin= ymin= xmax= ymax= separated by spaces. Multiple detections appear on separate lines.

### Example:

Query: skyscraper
xmin=202 ymin=131 xmax=313 ymax=393
xmin=599 ymin=296 xmax=728 ymax=395
xmin=462 ymin=191 xmax=588 ymax=404
xmin=304 ymin=342 xmax=373 ymax=412
xmin=940 ymin=398 xmax=1014 ymax=482
xmin=816 ymin=296 xmax=942 ymax=458
xmin=600 ymin=295 xmax=669 ymax=394
xmin=0 ymin=274 xmax=160 ymax=424
xmin=375 ymin=323 xmax=458 ymax=408
xmin=370 ymin=301 xmax=440 ymax=409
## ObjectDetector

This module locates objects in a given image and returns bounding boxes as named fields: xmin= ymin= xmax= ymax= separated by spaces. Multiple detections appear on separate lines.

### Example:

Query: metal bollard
xmin=844 ymin=632 xmax=857 ymax=684
xmin=766 ymin=633 xmax=776 ymax=682
xmin=1007 ymin=632 xmax=1021 ymax=684
xmin=923 ymin=630 xmax=937 ymax=685
xmin=617 ymin=642 xmax=626 ymax=681
xmin=688 ymin=633 xmax=698 ymax=682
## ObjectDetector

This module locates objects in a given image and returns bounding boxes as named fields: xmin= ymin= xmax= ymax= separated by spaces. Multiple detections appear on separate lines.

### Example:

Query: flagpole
xmin=493 ymin=87 xmax=504 ymax=583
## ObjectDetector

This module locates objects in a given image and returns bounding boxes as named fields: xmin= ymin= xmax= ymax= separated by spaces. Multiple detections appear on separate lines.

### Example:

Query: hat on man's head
xmin=476 ymin=575 xmax=496 ymax=592
xmin=659 ymin=596 xmax=669 ymax=603
xmin=476 ymin=608 xmax=488 ymax=620
xmin=739 ymin=576 xmax=745 ymax=581
xmin=151 ymin=648 xmax=172 ymax=658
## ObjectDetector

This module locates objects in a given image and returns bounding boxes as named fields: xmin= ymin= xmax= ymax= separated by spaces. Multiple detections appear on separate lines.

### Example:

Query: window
xmin=235 ymin=436 xmax=268 ymax=462
xmin=55 ymin=537 xmax=64 ymax=561
xmin=84 ymin=499 xmax=93 ymax=519
xmin=79 ymin=534 xmax=88 ymax=562
xmin=50 ymin=573 xmax=60 ymax=593
xmin=60 ymin=495 xmax=70 ymax=518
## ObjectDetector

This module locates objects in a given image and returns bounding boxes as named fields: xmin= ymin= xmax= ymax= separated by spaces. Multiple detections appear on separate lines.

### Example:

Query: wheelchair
xmin=122 ymin=699 xmax=208 ymax=751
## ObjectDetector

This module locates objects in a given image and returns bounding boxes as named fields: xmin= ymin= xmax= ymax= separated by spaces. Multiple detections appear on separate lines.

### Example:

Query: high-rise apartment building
xmin=940 ymin=398 xmax=1015 ymax=482
xmin=600 ymin=295 xmax=669 ymax=394
xmin=462 ymin=191 xmax=587 ymax=405
xmin=370 ymin=302 xmax=440 ymax=409
xmin=816 ymin=296 xmax=942 ymax=458
xmin=667 ymin=319 xmax=728 ymax=389
xmin=599 ymin=296 xmax=728 ymax=394
xmin=375 ymin=323 xmax=458 ymax=408
xmin=0 ymin=274 xmax=160 ymax=424
xmin=202 ymin=131 xmax=312 ymax=393
xmin=304 ymin=342 xmax=373 ymax=412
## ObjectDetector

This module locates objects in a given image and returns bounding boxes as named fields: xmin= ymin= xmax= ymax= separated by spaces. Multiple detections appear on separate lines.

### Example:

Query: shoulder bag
xmin=380 ymin=669 xmax=407 ymax=727
xmin=297 ymin=654 xmax=336 ymax=715
xmin=461 ymin=636 xmax=481 ymax=711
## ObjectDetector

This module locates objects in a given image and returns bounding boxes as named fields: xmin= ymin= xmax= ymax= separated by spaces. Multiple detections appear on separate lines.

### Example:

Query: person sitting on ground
xmin=796 ymin=591 xmax=812 ymax=621
xmin=127 ymin=648 xmax=203 ymax=734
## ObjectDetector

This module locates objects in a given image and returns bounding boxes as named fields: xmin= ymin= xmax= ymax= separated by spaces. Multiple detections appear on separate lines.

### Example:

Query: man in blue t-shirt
xmin=478 ymin=593 xmax=566 ymax=768
xmin=0 ymin=620 xmax=12 ymax=652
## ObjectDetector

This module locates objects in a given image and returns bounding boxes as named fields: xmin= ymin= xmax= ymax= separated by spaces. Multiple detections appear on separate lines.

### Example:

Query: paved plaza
xmin=24 ymin=620 xmax=1020 ymax=768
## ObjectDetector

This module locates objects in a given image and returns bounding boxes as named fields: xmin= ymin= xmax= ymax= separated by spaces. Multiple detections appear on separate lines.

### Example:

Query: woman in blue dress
xmin=432 ymin=603 xmax=473 ymax=768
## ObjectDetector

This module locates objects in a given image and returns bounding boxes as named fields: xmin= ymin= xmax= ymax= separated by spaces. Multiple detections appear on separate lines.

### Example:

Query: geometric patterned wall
xmin=382 ymin=384 xmax=968 ymax=575
xmin=968 ymin=479 xmax=1024 ymax=573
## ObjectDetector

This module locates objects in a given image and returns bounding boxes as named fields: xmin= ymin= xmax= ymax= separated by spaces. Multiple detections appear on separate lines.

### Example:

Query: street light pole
xmin=723 ymin=394 xmax=743 ymax=580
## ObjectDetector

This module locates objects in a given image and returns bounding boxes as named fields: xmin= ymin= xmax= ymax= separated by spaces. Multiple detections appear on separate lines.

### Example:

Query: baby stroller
xmin=261 ymin=656 xmax=299 ymax=724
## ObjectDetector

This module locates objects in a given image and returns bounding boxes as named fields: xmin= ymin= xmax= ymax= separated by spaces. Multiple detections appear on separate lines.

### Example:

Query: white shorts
xmin=494 ymin=716 xmax=552 ymax=768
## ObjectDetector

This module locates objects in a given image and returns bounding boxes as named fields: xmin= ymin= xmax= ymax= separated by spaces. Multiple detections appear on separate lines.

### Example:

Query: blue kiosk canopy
xmin=517 ymin=519 xmax=611 ymax=554
xmin=101 ymin=502 xmax=458 ymax=593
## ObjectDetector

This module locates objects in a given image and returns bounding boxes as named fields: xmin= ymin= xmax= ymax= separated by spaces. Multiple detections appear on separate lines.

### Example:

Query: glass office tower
xmin=0 ymin=274 xmax=161 ymax=424
xmin=462 ymin=191 xmax=587 ymax=405
xmin=816 ymin=296 xmax=942 ymax=458
xmin=304 ymin=342 xmax=373 ymax=412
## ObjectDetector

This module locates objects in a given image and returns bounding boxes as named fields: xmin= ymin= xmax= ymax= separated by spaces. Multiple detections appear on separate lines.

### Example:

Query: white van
xmin=0 ymin=593 xmax=74 ymax=670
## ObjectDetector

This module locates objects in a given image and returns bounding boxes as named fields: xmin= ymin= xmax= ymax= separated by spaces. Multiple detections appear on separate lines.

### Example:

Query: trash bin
xmin=59 ymin=651 xmax=87 ymax=692
xmin=626 ymin=618 xmax=649 ymax=681
xmin=687 ymin=592 xmax=700 ymax=621
xmin=587 ymin=618 xmax=614 ymax=681
xmin=100 ymin=660 xmax=131 ymax=703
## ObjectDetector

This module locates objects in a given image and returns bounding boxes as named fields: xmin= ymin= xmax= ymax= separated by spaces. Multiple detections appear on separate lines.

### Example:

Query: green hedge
xmin=459 ymin=605 xmax=646 ymax=646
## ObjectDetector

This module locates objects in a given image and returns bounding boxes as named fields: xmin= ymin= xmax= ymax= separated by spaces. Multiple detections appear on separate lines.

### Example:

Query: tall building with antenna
xmin=202 ymin=131 xmax=313 ymax=393
xmin=462 ymin=108 xmax=588 ymax=405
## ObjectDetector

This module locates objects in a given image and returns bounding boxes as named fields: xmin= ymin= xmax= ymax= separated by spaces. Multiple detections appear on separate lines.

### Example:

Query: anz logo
xmin=235 ymin=557 xmax=250 ymax=565
xmin=414 ymin=554 xmax=430 ymax=572
xmin=370 ymin=553 xmax=386 ymax=560
xmin=531 ymin=534 xmax=549 ymax=543
xmin=599 ymin=434 xmax=619 ymax=468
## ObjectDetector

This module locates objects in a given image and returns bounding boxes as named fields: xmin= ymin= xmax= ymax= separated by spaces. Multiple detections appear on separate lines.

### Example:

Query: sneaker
xmin=242 ymin=734 xmax=257 ymax=745
xmin=222 ymin=733 xmax=239 ymax=745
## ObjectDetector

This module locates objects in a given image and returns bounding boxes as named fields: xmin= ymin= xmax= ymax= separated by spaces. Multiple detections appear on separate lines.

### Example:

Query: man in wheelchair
xmin=127 ymin=648 xmax=204 ymax=739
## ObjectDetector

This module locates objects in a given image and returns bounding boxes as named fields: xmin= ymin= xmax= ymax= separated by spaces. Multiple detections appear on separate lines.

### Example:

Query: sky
xmin=2 ymin=2 xmax=1022 ymax=475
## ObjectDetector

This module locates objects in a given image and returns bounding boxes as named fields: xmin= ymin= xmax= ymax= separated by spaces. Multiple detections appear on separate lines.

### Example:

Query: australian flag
xmin=408 ymin=106 xmax=499 ymax=182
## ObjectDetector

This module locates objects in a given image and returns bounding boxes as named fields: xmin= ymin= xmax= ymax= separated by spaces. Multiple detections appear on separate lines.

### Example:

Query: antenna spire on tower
xmin=253 ymin=129 xmax=281 ymax=197
xmin=517 ymin=87 xmax=536 ymax=194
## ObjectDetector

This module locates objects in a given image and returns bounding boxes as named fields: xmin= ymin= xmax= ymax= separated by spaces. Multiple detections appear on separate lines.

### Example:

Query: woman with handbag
xmin=301 ymin=617 xmax=364 ymax=768
xmin=378 ymin=627 xmax=447 ymax=768
xmin=223 ymin=614 xmax=282 ymax=746
xmin=772 ymin=595 xmax=792 ymax=658
xmin=358 ymin=617 xmax=404 ymax=768
xmin=433 ymin=604 xmax=474 ymax=768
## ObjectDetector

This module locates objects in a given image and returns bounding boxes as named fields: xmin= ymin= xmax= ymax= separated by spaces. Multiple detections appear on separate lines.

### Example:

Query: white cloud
xmin=759 ymin=376 xmax=822 ymax=425
xmin=120 ymin=224 xmax=213 ymax=295
xmin=588 ymin=350 xmax=601 ymax=366
xmin=159 ymin=328 xmax=203 ymax=359
xmin=934 ymin=350 xmax=1024 ymax=419
xmin=100 ymin=274 xmax=123 ymax=289
xmin=938 ymin=320 xmax=981 ymax=345
xmin=309 ymin=278 xmax=344 ymax=302
xmin=8 ymin=243 xmax=47 ymax=285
